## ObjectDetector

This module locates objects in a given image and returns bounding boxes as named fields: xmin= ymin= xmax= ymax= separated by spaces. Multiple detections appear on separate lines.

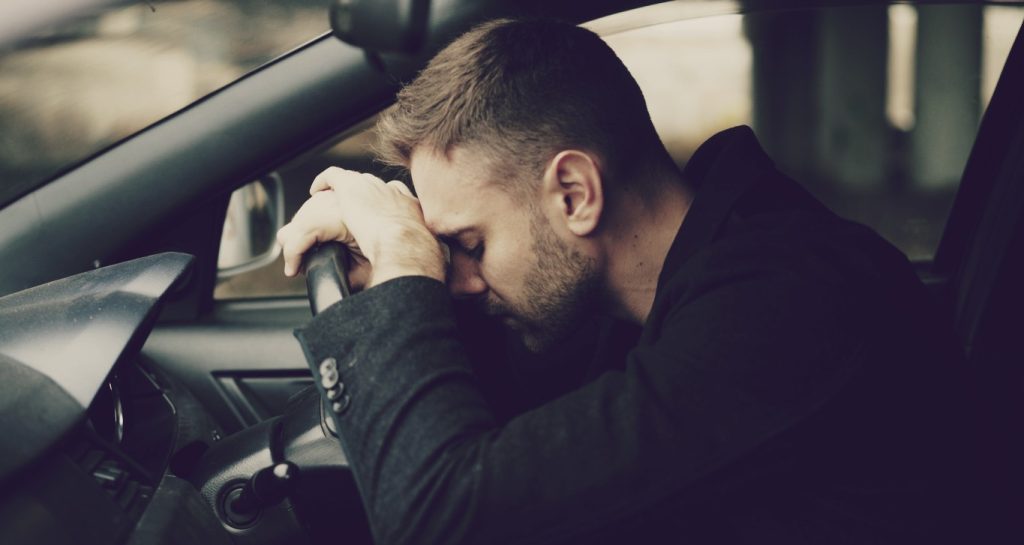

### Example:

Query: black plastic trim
xmin=934 ymin=16 xmax=1024 ymax=276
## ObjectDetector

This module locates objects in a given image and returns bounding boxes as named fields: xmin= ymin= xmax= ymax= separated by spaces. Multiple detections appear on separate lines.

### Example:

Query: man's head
xmin=376 ymin=18 xmax=664 ymax=197
xmin=376 ymin=18 xmax=672 ymax=351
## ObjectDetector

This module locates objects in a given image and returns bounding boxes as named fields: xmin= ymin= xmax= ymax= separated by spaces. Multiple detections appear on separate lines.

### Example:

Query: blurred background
xmin=0 ymin=1 xmax=1021 ymax=298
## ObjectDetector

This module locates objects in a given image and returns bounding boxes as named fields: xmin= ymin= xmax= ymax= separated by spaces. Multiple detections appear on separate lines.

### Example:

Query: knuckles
xmin=282 ymin=167 xmax=433 ymax=279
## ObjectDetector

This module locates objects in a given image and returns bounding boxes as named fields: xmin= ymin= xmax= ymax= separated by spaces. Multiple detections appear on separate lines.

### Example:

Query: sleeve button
xmin=331 ymin=394 xmax=351 ymax=415
xmin=320 ymin=368 xmax=339 ymax=390
xmin=318 ymin=357 xmax=338 ymax=376
xmin=326 ymin=382 xmax=345 ymax=400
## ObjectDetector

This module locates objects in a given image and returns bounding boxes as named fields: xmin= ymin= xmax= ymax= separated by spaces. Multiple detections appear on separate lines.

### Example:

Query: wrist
xmin=367 ymin=226 xmax=446 ymax=287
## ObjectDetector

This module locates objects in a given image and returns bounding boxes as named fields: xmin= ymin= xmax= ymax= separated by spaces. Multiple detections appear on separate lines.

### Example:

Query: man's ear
xmin=541 ymin=150 xmax=604 ymax=237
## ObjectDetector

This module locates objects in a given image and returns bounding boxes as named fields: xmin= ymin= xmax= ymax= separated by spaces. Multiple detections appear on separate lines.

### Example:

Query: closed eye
xmin=449 ymin=238 xmax=483 ymax=260
xmin=437 ymin=230 xmax=483 ymax=260
xmin=465 ymin=242 xmax=484 ymax=260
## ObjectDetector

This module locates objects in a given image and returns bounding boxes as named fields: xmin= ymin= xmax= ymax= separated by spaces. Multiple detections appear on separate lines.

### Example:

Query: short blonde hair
xmin=375 ymin=18 xmax=663 ymax=195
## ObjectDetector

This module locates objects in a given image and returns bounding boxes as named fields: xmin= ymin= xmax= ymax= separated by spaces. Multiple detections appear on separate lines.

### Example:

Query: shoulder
xmin=663 ymin=206 xmax=912 ymax=308
xmin=646 ymin=209 xmax=924 ymax=370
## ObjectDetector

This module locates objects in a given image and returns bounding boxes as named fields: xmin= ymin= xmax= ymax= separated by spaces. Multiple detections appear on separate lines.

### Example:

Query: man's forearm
xmin=296 ymin=277 xmax=498 ymax=544
xmin=296 ymin=278 xmax=704 ymax=545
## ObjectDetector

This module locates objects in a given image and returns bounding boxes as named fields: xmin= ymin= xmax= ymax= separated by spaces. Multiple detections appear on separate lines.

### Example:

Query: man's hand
xmin=276 ymin=167 xmax=446 ymax=290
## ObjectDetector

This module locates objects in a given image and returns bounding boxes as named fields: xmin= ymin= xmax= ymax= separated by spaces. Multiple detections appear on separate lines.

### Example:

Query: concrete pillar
xmin=816 ymin=6 xmax=889 ymax=191
xmin=747 ymin=6 xmax=889 ymax=191
xmin=745 ymin=11 xmax=820 ymax=182
xmin=911 ymin=5 xmax=982 ymax=190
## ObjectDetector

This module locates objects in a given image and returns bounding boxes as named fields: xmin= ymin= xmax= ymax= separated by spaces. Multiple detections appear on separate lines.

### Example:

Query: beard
xmin=483 ymin=210 xmax=601 ymax=353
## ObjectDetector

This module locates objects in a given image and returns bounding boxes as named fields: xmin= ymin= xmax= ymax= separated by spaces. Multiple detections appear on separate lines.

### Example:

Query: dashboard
xmin=0 ymin=253 xmax=232 ymax=545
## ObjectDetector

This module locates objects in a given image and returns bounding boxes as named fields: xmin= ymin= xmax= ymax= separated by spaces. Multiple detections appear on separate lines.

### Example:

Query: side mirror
xmin=329 ymin=0 xmax=431 ymax=54
xmin=217 ymin=174 xmax=285 ymax=279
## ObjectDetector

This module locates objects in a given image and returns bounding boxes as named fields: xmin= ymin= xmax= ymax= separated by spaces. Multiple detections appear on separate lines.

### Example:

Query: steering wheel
xmin=299 ymin=241 xmax=351 ymax=440
xmin=187 ymin=242 xmax=372 ymax=543
xmin=302 ymin=242 xmax=351 ymax=315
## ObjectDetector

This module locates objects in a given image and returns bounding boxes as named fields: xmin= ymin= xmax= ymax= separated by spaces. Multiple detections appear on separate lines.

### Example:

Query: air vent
xmin=67 ymin=438 xmax=154 ymax=519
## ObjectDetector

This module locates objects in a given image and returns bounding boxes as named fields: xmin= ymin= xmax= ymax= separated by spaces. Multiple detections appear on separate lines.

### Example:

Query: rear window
xmin=597 ymin=2 xmax=1023 ymax=261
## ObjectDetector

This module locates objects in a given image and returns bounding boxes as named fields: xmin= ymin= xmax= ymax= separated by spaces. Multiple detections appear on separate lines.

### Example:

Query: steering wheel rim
xmin=302 ymin=242 xmax=351 ymax=316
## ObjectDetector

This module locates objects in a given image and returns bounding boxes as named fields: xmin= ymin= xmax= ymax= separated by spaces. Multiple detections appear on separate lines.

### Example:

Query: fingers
xmin=278 ymin=226 xmax=319 ymax=277
xmin=387 ymin=179 xmax=415 ymax=198
xmin=310 ymin=167 xmax=355 ymax=195
xmin=277 ymin=191 xmax=352 ymax=277
xmin=312 ymin=168 xmax=414 ymax=202
xmin=290 ymin=166 xmax=440 ymax=285
xmin=309 ymin=167 xmax=339 ymax=195
xmin=311 ymin=167 xmax=381 ymax=195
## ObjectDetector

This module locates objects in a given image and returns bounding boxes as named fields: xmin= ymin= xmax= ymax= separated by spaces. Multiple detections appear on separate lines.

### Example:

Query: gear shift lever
xmin=222 ymin=461 xmax=299 ymax=527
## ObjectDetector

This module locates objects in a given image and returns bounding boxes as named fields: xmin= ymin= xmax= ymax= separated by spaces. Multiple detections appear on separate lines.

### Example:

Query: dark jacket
xmin=296 ymin=126 xmax=975 ymax=544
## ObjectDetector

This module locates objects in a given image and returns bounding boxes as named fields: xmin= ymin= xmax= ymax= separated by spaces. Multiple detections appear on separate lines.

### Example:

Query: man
xmin=277 ymin=18 xmax=976 ymax=545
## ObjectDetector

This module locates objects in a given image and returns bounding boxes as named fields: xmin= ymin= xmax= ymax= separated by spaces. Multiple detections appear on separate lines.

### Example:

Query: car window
xmin=214 ymin=120 xmax=385 ymax=299
xmin=214 ymin=2 xmax=1024 ymax=300
xmin=0 ymin=0 xmax=328 ymax=209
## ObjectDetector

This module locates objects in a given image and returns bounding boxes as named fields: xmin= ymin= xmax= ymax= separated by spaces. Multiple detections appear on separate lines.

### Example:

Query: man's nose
xmin=447 ymin=252 xmax=487 ymax=298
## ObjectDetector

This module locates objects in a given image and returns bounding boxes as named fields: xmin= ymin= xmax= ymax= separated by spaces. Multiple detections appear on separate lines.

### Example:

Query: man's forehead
xmin=423 ymin=207 xmax=475 ymax=239
xmin=410 ymin=145 xmax=494 ymax=189
xmin=410 ymin=145 xmax=498 ymax=235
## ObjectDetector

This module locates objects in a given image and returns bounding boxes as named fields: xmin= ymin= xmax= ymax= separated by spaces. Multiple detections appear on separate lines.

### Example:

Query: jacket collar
xmin=655 ymin=125 xmax=777 ymax=293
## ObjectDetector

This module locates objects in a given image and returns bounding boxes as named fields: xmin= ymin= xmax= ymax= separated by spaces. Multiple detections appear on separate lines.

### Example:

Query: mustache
xmin=479 ymin=298 xmax=508 ymax=317
xmin=471 ymin=296 xmax=518 ymax=322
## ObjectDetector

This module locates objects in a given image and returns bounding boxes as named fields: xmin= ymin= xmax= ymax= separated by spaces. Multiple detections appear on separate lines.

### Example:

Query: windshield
xmin=0 ymin=0 xmax=328 ymax=208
